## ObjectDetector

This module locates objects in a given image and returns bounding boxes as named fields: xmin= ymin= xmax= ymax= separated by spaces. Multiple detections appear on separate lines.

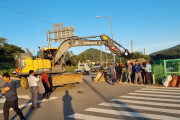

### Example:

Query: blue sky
xmin=0 ymin=0 xmax=180 ymax=55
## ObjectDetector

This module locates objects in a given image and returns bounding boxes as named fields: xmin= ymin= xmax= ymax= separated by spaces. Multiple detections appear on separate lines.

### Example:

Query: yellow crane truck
xmin=15 ymin=34 xmax=133 ymax=89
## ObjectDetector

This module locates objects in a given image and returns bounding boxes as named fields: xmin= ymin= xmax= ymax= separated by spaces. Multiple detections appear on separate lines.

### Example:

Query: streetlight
xmin=96 ymin=16 xmax=115 ymax=64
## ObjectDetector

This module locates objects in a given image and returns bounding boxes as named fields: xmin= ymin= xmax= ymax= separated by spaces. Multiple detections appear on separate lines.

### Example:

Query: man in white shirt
xmin=28 ymin=70 xmax=40 ymax=109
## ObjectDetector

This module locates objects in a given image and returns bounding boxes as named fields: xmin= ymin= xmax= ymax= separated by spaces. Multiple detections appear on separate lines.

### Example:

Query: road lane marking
xmin=68 ymin=113 xmax=120 ymax=120
xmin=111 ymin=99 xmax=180 ymax=107
xmin=141 ymin=88 xmax=180 ymax=92
xmin=99 ymin=102 xmax=180 ymax=114
xmin=0 ymin=95 xmax=30 ymax=103
xmin=134 ymin=90 xmax=180 ymax=95
xmin=119 ymin=95 xmax=180 ymax=102
xmin=128 ymin=93 xmax=180 ymax=98
xmin=0 ymin=97 xmax=58 ymax=114
xmin=145 ymin=86 xmax=180 ymax=90
xmin=85 ymin=107 xmax=180 ymax=120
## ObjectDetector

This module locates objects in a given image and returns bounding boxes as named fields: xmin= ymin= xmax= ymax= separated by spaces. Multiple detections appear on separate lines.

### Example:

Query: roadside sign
xmin=53 ymin=23 xmax=63 ymax=28
xmin=53 ymin=26 xmax=75 ymax=42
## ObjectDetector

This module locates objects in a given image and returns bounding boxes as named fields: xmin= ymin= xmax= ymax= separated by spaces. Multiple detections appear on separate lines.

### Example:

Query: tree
xmin=132 ymin=51 xmax=151 ymax=61
xmin=3 ymin=43 xmax=25 ymax=57
xmin=0 ymin=37 xmax=8 ymax=46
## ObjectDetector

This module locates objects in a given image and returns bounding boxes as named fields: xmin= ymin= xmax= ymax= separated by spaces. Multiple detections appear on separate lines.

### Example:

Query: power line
xmin=0 ymin=4 xmax=52 ymax=24
xmin=0 ymin=0 xmax=58 ymax=21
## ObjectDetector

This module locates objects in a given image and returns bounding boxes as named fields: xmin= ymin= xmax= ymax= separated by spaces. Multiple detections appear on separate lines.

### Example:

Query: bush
xmin=65 ymin=66 xmax=77 ymax=72
xmin=0 ymin=68 xmax=16 ymax=76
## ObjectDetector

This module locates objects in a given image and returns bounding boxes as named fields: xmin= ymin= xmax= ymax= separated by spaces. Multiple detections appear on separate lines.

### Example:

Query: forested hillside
xmin=150 ymin=44 xmax=180 ymax=60
xmin=0 ymin=37 xmax=25 ymax=72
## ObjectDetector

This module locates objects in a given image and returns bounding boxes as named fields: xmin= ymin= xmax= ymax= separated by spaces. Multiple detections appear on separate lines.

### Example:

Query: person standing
xmin=1 ymin=73 xmax=25 ymax=120
xmin=145 ymin=62 xmax=152 ymax=84
xmin=28 ymin=70 xmax=40 ymax=109
xmin=133 ymin=60 xmax=143 ymax=84
xmin=41 ymin=69 xmax=50 ymax=99
xmin=126 ymin=61 xmax=132 ymax=83
xmin=119 ymin=62 xmax=124 ymax=83
xmin=110 ymin=62 xmax=116 ymax=85
xmin=115 ymin=63 xmax=120 ymax=83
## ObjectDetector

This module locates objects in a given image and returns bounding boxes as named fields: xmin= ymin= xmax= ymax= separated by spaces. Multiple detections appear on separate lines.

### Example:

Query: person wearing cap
xmin=41 ymin=69 xmax=50 ymax=99
xmin=126 ymin=61 xmax=132 ymax=83
xmin=110 ymin=62 xmax=116 ymax=85
xmin=145 ymin=62 xmax=152 ymax=84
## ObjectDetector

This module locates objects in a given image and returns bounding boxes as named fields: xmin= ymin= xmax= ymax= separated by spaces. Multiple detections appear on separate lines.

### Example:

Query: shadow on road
xmin=62 ymin=90 xmax=74 ymax=120
xmin=83 ymin=78 xmax=146 ymax=120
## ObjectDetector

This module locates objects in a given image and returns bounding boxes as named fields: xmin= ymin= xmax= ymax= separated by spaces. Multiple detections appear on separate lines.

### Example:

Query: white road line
xmin=68 ymin=113 xmax=120 ymax=120
xmin=111 ymin=99 xmax=180 ymax=107
xmin=128 ymin=93 xmax=180 ymax=98
xmin=135 ymin=90 xmax=180 ymax=95
xmin=86 ymin=107 xmax=180 ymax=120
xmin=99 ymin=102 xmax=180 ymax=114
xmin=0 ymin=95 xmax=30 ymax=103
xmin=141 ymin=88 xmax=180 ymax=92
xmin=0 ymin=97 xmax=58 ymax=114
xmin=145 ymin=86 xmax=180 ymax=90
xmin=119 ymin=96 xmax=180 ymax=102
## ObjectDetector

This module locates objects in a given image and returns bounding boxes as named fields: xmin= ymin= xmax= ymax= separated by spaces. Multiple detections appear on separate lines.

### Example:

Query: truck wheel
xmin=21 ymin=77 xmax=29 ymax=89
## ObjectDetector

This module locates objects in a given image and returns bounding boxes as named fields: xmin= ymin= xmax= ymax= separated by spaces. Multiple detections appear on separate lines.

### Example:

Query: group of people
xmin=1 ymin=69 xmax=51 ymax=120
xmin=110 ymin=60 xmax=152 ymax=85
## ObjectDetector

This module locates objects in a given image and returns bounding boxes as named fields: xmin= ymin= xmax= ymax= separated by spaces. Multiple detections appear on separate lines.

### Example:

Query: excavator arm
xmin=54 ymin=34 xmax=133 ymax=64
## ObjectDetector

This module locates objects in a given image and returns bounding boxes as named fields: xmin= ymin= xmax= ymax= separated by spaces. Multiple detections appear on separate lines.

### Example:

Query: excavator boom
xmin=54 ymin=34 xmax=133 ymax=64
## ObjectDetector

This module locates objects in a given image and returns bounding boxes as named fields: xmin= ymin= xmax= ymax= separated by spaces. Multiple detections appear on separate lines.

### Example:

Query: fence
xmin=152 ymin=59 xmax=180 ymax=84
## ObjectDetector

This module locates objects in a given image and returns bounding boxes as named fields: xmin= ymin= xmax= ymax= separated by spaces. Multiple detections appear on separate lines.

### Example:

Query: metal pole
xmin=106 ymin=52 xmax=107 ymax=67
xmin=110 ymin=17 xmax=113 ymax=40
xmin=131 ymin=40 xmax=133 ymax=53
xmin=144 ymin=48 xmax=145 ymax=57
xmin=47 ymin=29 xmax=51 ymax=48
xmin=109 ymin=17 xmax=115 ymax=63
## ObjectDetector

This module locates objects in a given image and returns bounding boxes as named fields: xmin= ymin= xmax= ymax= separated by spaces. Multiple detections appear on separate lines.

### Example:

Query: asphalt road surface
xmin=0 ymin=73 xmax=180 ymax=120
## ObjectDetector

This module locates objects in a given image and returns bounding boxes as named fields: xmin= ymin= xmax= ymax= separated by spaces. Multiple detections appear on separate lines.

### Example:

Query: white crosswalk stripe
xmin=0 ymin=97 xmax=58 ymax=114
xmin=68 ymin=113 xmax=120 ymax=120
xmin=119 ymin=95 xmax=180 ymax=102
xmin=128 ymin=92 xmax=180 ymax=98
xmin=141 ymin=88 xmax=180 ymax=92
xmin=134 ymin=90 xmax=180 ymax=95
xmin=145 ymin=86 xmax=180 ymax=90
xmin=111 ymin=99 xmax=180 ymax=107
xmin=85 ymin=107 xmax=180 ymax=120
xmin=99 ymin=102 xmax=180 ymax=114
xmin=68 ymin=86 xmax=180 ymax=120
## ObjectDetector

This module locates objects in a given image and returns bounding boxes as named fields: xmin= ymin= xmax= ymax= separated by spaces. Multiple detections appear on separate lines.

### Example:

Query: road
xmin=0 ymin=73 xmax=180 ymax=120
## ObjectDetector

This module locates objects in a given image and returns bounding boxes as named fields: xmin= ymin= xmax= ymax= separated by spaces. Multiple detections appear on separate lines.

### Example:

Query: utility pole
xmin=131 ymin=40 xmax=133 ymax=53
xmin=106 ymin=50 xmax=107 ymax=67
xmin=119 ymin=40 xmax=121 ymax=62
xmin=144 ymin=48 xmax=146 ymax=57
xmin=96 ymin=16 xmax=115 ymax=63
xmin=100 ymin=46 xmax=102 ymax=64
xmin=47 ymin=29 xmax=51 ymax=48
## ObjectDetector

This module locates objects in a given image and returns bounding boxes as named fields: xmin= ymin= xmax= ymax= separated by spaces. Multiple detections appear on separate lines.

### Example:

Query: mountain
xmin=78 ymin=48 xmax=118 ymax=62
xmin=150 ymin=44 xmax=180 ymax=60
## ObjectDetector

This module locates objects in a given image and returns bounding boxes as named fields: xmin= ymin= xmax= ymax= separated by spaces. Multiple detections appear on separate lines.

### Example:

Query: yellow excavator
xmin=15 ymin=34 xmax=133 ymax=89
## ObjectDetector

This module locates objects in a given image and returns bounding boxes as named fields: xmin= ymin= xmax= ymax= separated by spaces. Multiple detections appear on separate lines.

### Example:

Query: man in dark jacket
xmin=115 ymin=63 xmax=121 ymax=83
xmin=133 ymin=60 xmax=143 ymax=84
xmin=1 ymin=73 xmax=25 ymax=120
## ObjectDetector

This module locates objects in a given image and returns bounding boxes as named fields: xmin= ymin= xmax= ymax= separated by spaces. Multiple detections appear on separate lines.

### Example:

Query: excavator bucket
xmin=94 ymin=70 xmax=108 ymax=82
xmin=51 ymin=73 xmax=83 ymax=86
